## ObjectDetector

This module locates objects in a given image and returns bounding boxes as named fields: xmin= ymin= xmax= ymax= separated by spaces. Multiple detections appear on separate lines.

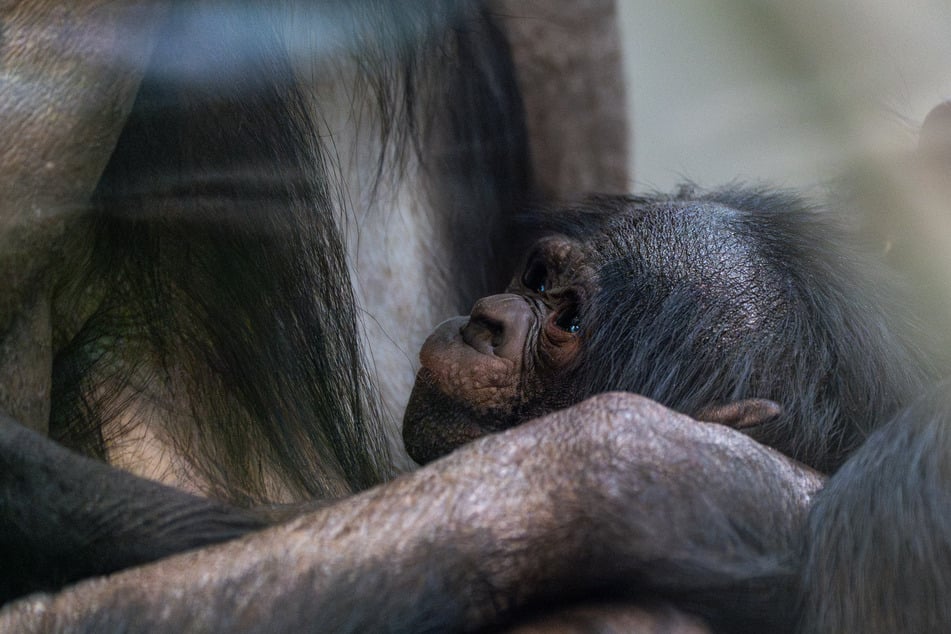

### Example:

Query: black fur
xmin=509 ymin=187 xmax=948 ymax=631
xmin=518 ymin=186 xmax=929 ymax=473
xmin=799 ymin=381 xmax=951 ymax=633
xmin=52 ymin=0 xmax=386 ymax=505
xmin=4 ymin=2 xmax=950 ymax=630
xmin=0 ymin=415 xmax=266 ymax=600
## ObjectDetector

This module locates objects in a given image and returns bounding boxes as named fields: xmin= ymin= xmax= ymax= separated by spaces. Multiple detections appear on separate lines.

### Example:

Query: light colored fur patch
xmin=303 ymin=60 xmax=456 ymax=470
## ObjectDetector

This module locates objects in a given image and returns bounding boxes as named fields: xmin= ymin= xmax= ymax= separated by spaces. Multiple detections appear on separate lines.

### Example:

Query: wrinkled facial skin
xmin=403 ymin=236 xmax=597 ymax=464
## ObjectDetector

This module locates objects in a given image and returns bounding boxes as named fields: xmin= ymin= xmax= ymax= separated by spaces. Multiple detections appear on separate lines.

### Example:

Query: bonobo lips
xmin=404 ymin=316 xmax=524 ymax=464
xmin=401 ymin=374 xmax=491 ymax=464
xmin=417 ymin=316 xmax=522 ymax=409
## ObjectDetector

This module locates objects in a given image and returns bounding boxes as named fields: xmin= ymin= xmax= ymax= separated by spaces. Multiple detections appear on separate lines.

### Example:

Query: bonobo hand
xmin=1 ymin=394 xmax=823 ymax=632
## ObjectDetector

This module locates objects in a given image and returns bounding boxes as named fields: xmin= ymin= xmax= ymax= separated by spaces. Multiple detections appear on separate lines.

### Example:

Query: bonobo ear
xmin=694 ymin=399 xmax=782 ymax=431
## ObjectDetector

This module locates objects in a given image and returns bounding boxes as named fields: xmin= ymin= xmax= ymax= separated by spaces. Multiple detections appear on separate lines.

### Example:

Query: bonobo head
xmin=403 ymin=187 xmax=928 ymax=472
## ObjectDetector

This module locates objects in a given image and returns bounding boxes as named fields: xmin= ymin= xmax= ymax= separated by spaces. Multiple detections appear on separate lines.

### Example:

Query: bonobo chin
xmin=403 ymin=187 xmax=919 ymax=473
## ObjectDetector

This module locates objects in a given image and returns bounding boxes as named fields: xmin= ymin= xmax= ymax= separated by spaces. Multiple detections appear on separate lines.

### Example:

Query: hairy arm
xmin=0 ymin=416 xmax=267 ymax=602
xmin=1 ymin=393 xmax=822 ymax=632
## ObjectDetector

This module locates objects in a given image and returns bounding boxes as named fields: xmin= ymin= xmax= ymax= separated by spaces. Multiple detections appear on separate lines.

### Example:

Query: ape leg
xmin=799 ymin=383 xmax=951 ymax=633
xmin=0 ymin=416 xmax=265 ymax=603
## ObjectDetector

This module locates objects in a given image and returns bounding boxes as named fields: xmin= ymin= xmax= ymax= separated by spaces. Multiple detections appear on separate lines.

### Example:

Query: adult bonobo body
xmin=0 ymin=1 xmax=815 ymax=631
xmin=404 ymin=186 xmax=926 ymax=470
xmin=1 ymin=0 xmax=948 ymax=631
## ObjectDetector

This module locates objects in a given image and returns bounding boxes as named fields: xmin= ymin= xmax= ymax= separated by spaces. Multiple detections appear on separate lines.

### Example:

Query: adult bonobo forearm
xmin=0 ymin=415 xmax=267 ymax=601
xmin=1 ymin=394 xmax=823 ymax=632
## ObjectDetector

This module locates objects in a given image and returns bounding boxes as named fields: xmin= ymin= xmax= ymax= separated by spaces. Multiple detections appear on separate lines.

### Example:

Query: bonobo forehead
xmin=621 ymin=200 xmax=780 ymax=330
xmin=536 ymin=194 xmax=785 ymax=331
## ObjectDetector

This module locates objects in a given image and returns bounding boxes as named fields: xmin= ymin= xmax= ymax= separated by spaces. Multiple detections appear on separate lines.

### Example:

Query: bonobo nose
xmin=462 ymin=294 xmax=533 ymax=361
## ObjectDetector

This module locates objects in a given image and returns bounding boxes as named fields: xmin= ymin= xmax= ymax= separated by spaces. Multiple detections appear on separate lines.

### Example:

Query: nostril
xmin=464 ymin=294 xmax=533 ymax=360
xmin=461 ymin=317 xmax=498 ymax=355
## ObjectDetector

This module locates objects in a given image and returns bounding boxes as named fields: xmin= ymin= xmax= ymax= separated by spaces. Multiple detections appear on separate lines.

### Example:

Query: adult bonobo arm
xmin=489 ymin=0 xmax=629 ymax=198
xmin=1 ymin=394 xmax=823 ymax=632
xmin=0 ymin=415 xmax=267 ymax=602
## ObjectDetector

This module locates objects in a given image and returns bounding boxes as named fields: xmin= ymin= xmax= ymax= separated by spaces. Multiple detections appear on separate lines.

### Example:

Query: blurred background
xmin=618 ymin=0 xmax=951 ymax=192
xmin=617 ymin=0 xmax=951 ymax=356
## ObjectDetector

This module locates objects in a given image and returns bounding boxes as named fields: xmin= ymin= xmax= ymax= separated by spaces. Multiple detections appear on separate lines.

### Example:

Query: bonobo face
xmin=403 ymin=193 xmax=791 ymax=465
xmin=402 ymin=235 xmax=600 ymax=463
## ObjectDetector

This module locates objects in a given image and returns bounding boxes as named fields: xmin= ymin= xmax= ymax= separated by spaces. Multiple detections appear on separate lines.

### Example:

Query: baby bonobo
xmin=403 ymin=186 xmax=924 ymax=472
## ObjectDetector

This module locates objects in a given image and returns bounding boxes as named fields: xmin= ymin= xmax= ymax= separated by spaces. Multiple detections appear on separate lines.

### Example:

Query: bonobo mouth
xmin=417 ymin=316 xmax=524 ymax=404
xmin=401 ymin=369 xmax=495 ymax=464
xmin=403 ymin=315 xmax=527 ymax=464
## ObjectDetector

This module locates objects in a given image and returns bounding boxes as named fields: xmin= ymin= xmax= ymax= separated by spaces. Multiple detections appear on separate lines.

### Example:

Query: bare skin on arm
xmin=1 ymin=393 xmax=822 ymax=632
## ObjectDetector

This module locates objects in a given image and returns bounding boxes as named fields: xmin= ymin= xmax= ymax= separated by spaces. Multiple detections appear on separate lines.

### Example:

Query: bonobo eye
xmin=522 ymin=257 xmax=548 ymax=294
xmin=554 ymin=305 xmax=581 ymax=333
